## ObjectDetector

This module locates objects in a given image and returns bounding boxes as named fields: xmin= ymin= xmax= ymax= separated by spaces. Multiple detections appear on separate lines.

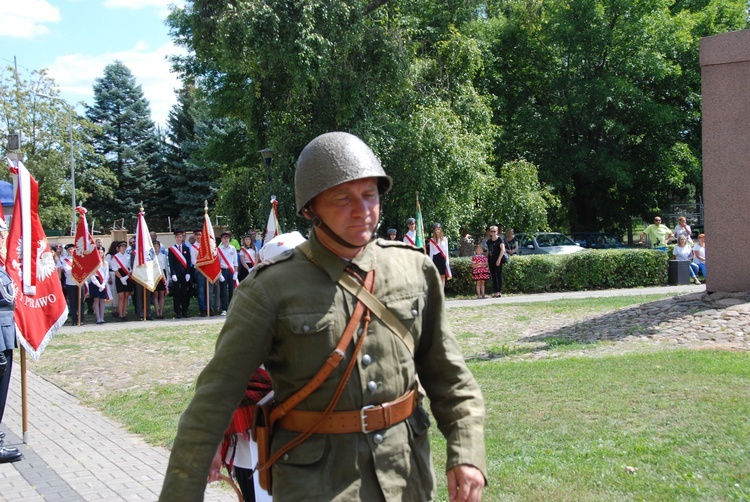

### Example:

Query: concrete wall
xmin=700 ymin=30 xmax=750 ymax=292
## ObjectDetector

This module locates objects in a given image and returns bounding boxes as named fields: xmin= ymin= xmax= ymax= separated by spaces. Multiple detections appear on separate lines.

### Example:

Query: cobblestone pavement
xmin=1 ymin=283 xmax=748 ymax=501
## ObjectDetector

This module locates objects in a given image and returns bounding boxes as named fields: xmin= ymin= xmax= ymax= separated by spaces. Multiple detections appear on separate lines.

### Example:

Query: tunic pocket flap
xmin=278 ymin=313 xmax=333 ymax=335
xmin=273 ymin=433 xmax=327 ymax=466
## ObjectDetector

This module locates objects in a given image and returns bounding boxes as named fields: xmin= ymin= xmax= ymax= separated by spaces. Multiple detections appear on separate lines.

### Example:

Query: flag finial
xmin=139 ymin=201 xmax=144 ymax=213
xmin=204 ymin=200 xmax=209 ymax=214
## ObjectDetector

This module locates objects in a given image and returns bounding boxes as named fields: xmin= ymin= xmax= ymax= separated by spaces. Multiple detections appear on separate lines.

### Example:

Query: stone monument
xmin=700 ymin=30 xmax=750 ymax=292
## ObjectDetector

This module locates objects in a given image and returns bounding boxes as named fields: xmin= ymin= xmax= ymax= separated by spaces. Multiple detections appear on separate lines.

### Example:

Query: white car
xmin=515 ymin=232 xmax=585 ymax=255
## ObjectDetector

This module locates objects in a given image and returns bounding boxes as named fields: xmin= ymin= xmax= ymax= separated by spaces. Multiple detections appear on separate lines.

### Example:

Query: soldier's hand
xmin=447 ymin=465 xmax=484 ymax=502
xmin=207 ymin=445 xmax=223 ymax=483
xmin=120 ymin=277 xmax=128 ymax=285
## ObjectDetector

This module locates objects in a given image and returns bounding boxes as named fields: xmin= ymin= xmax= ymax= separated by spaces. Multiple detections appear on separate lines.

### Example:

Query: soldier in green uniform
xmin=160 ymin=132 xmax=487 ymax=501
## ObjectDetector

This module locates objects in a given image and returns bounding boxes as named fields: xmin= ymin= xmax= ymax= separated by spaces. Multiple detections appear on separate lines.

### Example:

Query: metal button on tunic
xmin=362 ymin=354 xmax=372 ymax=366
xmin=367 ymin=381 xmax=378 ymax=392
xmin=303 ymin=324 xmax=310 ymax=333
xmin=373 ymin=434 xmax=384 ymax=444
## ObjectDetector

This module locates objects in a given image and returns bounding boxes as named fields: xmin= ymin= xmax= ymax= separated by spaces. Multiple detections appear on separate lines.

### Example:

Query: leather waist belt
xmin=278 ymin=389 xmax=417 ymax=434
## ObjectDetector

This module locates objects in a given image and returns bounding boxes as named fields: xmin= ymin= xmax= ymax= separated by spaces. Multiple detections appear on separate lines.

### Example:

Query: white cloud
xmin=103 ymin=0 xmax=184 ymax=17
xmin=47 ymin=41 xmax=187 ymax=127
xmin=0 ymin=0 xmax=60 ymax=39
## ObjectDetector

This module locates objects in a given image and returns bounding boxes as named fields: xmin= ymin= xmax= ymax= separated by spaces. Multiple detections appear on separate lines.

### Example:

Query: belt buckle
xmin=360 ymin=405 xmax=375 ymax=433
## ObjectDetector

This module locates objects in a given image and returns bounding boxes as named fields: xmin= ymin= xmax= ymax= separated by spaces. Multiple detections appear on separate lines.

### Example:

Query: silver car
xmin=516 ymin=232 xmax=584 ymax=255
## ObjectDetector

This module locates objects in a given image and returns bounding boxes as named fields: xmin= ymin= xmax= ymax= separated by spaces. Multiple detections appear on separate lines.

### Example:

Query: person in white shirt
xmin=238 ymin=234 xmax=258 ymax=283
xmin=217 ymin=231 xmax=238 ymax=315
xmin=692 ymin=233 xmax=706 ymax=279
xmin=152 ymin=241 xmax=170 ymax=319
xmin=673 ymin=235 xmax=701 ymax=285
xmin=403 ymin=217 xmax=417 ymax=246
xmin=673 ymin=216 xmax=693 ymax=244
xmin=428 ymin=223 xmax=451 ymax=288
xmin=88 ymin=246 xmax=110 ymax=324
xmin=110 ymin=241 xmax=134 ymax=321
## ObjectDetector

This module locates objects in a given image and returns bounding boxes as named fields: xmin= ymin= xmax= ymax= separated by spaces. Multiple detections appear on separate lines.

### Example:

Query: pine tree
xmin=163 ymin=82 xmax=222 ymax=231
xmin=86 ymin=61 xmax=159 ymax=229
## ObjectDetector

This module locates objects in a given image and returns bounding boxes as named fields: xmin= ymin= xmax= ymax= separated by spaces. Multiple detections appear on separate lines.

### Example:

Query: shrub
xmin=446 ymin=249 xmax=669 ymax=296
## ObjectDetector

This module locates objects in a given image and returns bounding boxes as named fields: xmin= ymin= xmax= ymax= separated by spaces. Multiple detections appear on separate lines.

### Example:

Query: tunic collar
xmin=306 ymin=230 xmax=377 ymax=282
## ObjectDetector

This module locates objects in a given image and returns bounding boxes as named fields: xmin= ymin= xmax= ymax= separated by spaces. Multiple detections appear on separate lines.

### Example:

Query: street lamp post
xmin=36 ymin=93 xmax=76 ymax=236
xmin=258 ymin=148 xmax=273 ymax=185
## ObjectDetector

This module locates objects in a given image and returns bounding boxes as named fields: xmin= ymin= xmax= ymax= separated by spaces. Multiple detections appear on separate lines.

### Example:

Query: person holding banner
xmin=88 ymin=246 xmax=110 ymax=324
xmin=217 ymin=231 xmax=238 ymax=316
xmin=428 ymin=222 xmax=451 ymax=288
xmin=111 ymin=241 xmax=134 ymax=321
xmin=161 ymin=132 xmax=486 ymax=502
xmin=152 ymin=241 xmax=169 ymax=319
xmin=61 ymin=244 xmax=84 ymax=325
xmin=169 ymin=230 xmax=192 ymax=319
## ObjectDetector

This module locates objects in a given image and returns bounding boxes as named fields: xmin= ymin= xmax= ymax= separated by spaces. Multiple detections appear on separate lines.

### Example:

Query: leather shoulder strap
xmin=337 ymin=273 xmax=415 ymax=356
xmin=298 ymin=241 xmax=415 ymax=356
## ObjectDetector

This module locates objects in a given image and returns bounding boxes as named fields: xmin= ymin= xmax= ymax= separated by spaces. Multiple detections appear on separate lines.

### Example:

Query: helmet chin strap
xmin=303 ymin=208 xmax=368 ymax=250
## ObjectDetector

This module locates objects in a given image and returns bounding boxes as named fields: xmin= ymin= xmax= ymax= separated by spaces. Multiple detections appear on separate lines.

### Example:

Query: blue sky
xmin=1 ymin=0 xmax=187 ymax=126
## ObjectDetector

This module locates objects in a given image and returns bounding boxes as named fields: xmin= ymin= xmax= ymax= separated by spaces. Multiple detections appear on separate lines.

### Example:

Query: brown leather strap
xmin=257 ymin=269 xmax=375 ymax=474
xmin=277 ymin=389 xmax=417 ymax=434
xmin=269 ymin=269 xmax=374 ymax=423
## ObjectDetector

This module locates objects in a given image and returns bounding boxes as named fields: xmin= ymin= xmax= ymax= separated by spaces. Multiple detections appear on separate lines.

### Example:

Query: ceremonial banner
xmin=6 ymin=159 xmax=68 ymax=360
xmin=130 ymin=210 xmax=163 ymax=291
xmin=196 ymin=212 xmax=221 ymax=283
xmin=415 ymin=194 xmax=426 ymax=249
xmin=71 ymin=206 xmax=101 ymax=284
xmin=263 ymin=196 xmax=280 ymax=246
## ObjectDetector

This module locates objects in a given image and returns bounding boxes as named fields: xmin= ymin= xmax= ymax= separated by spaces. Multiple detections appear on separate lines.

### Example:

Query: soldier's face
xmin=309 ymin=177 xmax=380 ymax=254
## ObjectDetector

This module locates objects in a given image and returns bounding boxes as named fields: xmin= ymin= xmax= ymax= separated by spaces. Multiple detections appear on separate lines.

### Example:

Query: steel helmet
xmin=295 ymin=132 xmax=393 ymax=214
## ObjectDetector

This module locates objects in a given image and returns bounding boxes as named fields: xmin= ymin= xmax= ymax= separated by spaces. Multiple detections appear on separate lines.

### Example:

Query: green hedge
xmin=445 ymin=249 xmax=669 ymax=296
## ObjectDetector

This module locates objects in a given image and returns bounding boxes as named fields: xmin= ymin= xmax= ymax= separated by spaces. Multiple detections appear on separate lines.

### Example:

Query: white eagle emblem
xmin=37 ymin=239 xmax=57 ymax=281
xmin=10 ymin=238 xmax=56 ymax=281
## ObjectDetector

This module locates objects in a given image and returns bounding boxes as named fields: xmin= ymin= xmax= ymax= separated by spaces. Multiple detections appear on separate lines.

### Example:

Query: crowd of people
xmin=640 ymin=214 xmax=707 ymax=283
xmin=54 ymin=228 xmax=269 ymax=325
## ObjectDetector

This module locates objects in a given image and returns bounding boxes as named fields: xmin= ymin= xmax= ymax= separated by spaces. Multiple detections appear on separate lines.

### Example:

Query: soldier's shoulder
xmin=376 ymin=239 xmax=428 ymax=260
xmin=377 ymin=238 xmax=420 ymax=251
xmin=252 ymin=249 xmax=296 ymax=275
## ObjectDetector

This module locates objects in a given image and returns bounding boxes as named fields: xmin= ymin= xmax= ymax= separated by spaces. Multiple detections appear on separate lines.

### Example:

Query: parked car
xmin=516 ymin=232 xmax=585 ymax=255
xmin=569 ymin=232 xmax=627 ymax=249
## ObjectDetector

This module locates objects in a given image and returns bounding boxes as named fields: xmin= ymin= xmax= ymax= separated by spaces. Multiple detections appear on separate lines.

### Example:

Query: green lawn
xmin=430 ymin=350 xmax=750 ymax=501
xmin=32 ymin=294 xmax=750 ymax=500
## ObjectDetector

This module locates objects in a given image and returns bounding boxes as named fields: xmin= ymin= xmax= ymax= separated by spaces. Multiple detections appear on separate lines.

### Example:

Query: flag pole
xmin=78 ymin=285 xmax=83 ymax=325
xmin=204 ymin=201 xmax=211 ymax=317
xmin=20 ymin=346 xmax=28 ymax=443
xmin=206 ymin=276 xmax=211 ymax=317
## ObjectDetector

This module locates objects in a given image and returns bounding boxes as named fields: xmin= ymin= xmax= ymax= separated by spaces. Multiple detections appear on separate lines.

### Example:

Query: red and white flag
xmin=131 ymin=210 xmax=163 ymax=291
xmin=263 ymin=195 xmax=280 ymax=246
xmin=71 ymin=206 xmax=101 ymax=284
xmin=6 ymin=159 xmax=68 ymax=360
xmin=195 ymin=212 xmax=221 ymax=283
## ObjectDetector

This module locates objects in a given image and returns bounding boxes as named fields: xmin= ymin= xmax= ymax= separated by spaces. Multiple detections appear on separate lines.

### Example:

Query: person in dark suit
xmin=168 ymin=230 xmax=192 ymax=318
xmin=0 ymin=220 xmax=23 ymax=463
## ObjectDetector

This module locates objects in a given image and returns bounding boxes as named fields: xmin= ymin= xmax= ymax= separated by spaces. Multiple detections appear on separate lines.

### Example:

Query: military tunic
xmin=160 ymin=231 xmax=486 ymax=501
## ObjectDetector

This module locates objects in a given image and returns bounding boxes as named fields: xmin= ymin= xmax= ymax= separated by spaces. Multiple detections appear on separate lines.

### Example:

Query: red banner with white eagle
xmin=6 ymin=159 xmax=68 ymax=360
xmin=71 ymin=206 xmax=101 ymax=284
xmin=195 ymin=211 xmax=221 ymax=283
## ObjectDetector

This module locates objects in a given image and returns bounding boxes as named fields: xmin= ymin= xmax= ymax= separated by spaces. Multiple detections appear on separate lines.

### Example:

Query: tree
xmin=165 ymin=0 xmax=553 ymax=239
xmin=86 ymin=61 xmax=159 ymax=230
xmin=473 ymin=0 xmax=747 ymax=233
xmin=0 ymin=66 xmax=107 ymax=233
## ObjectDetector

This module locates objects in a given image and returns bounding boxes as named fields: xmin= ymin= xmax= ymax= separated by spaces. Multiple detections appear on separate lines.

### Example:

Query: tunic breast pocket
xmin=277 ymin=312 xmax=336 ymax=368
xmin=383 ymin=295 xmax=424 ymax=353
